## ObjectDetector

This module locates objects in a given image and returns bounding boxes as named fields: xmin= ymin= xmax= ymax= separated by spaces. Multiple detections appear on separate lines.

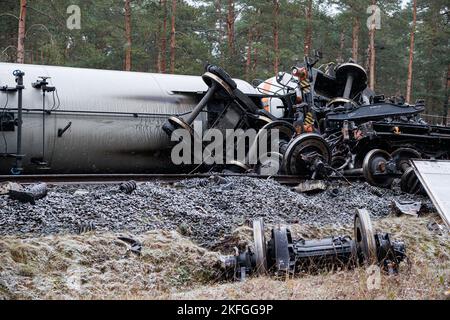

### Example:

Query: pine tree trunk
xmin=273 ymin=0 xmax=280 ymax=74
xmin=406 ymin=0 xmax=417 ymax=103
xmin=351 ymin=16 xmax=360 ymax=63
xmin=124 ymin=0 xmax=132 ymax=71
xmin=17 ymin=0 xmax=27 ymax=64
xmin=338 ymin=31 xmax=345 ymax=63
xmin=369 ymin=29 xmax=376 ymax=90
xmin=160 ymin=0 xmax=168 ymax=73
xmin=304 ymin=0 xmax=313 ymax=56
xmin=444 ymin=65 xmax=450 ymax=126
xmin=215 ymin=0 xmax=223 ymax=41
xmin=226 ymin=0 xmax=235 ymax=54
xmin=245 ymin=29 xmax=252 ymax=80
xmin=368 ymin=1 xmax=377 ymax=91
xmin=252 ymin=24 xmax=260 ymax=74
xmin=170 ymin=0 xmax=177 ymax=74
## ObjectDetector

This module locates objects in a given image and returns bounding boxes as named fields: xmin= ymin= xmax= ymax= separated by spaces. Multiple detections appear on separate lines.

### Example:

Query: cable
xmin=1 ymin=92 xmax=9 ymax=154
xmin=51 ymin=88 xmax=61 ymax=111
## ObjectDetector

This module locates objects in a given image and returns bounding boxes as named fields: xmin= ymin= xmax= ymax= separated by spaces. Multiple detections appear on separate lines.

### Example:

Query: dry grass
xmin=0 ymin=215 xmax=448 ymax=300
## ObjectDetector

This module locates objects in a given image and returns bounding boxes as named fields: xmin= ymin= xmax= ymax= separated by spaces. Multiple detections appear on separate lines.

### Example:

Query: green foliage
xmin=0 ymin=0 xmax=448 ymax=114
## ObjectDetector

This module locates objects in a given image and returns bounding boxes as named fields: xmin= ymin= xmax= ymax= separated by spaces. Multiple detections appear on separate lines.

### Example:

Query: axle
xmin=225 ymin=209 xmax=406 ymax=280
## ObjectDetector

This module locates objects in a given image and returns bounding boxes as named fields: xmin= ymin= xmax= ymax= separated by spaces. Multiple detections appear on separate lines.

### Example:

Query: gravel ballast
xmin=0 ymin=177 xmax=431 ymax=247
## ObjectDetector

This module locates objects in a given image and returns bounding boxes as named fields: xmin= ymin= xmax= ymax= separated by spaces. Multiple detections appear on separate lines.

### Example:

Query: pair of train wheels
xmin=362 ymin=148 xmax=422 ymax=191
xmin=252 ymin=209 xmax=377 ymax=275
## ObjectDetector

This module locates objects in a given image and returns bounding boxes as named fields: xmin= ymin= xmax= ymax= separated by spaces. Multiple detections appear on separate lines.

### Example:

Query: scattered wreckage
xmin=222 ymin=209 xmax=407 ymax=280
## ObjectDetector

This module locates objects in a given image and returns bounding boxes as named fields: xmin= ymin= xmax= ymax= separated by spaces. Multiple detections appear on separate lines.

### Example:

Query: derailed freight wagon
xmin=1 ymin=57 xmax=449 ymax=192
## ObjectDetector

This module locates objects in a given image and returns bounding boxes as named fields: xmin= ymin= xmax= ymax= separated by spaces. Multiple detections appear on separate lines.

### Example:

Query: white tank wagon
xmin=0 ymin=63 xmax=257 ymax=174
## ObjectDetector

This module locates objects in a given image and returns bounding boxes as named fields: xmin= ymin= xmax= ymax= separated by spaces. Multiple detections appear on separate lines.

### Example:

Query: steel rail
xmin=0 ymin=173 xmax=324 ymax=186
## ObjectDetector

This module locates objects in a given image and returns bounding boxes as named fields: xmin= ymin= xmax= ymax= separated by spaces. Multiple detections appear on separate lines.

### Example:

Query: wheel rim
xmin=253 ymin=218 xmax=267 ymax=275
xmin=391 ymin=148 xmax=421 ymax=173
xmin=248 ymin=121 xmax=295 ymax=162
xmin=202 ymin=72 xmax=234 ymax=96
xmin=354 ymin=209 xmax=377 ymax=265
xmin=363 ymin=149 xmax=394 ymax=188
xmin=282 ymin=134 xmax=331 ymax=176
xmin=226 ymin=160 xmax=250 ymax=173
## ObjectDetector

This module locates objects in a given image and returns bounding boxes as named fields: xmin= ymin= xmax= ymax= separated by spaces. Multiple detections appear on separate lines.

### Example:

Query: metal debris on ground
xmin=392 ymin=201 xmax=422 ymax=217
xmin=427 ymin=221 xmax=447 ymax=234
xmin=0 ymin=182 xmax=22 ymax=195
xmin=8 ymin=183 xmax=48 ymax=205
xmin=293 ymin=180 xmax=328 ymax=194
xmin=118 ymin=236 xmax=142 ymax=256
xmin=73 ymin=189 xmax=90 ymax=196
xmin=76 ymin=221 xmax=96 ymax=234
xmin=119 ymin=181 xmax=137 ymax=194
xmin=411 ymin=160 xmax=450 ymax=228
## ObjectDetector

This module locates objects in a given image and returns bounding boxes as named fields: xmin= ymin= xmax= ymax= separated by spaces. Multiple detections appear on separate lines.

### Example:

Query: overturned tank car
xmin=0 ymin=62 xmax=258 ymax=174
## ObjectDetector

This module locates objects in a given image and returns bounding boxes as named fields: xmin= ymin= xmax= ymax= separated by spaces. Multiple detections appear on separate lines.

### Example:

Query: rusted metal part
xmin=411 ymin=160 xmax=450 ymax=228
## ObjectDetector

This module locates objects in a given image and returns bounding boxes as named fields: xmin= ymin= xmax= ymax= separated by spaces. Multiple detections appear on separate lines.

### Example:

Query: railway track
xmin=0 ymin=173 xmax=330 ymax=186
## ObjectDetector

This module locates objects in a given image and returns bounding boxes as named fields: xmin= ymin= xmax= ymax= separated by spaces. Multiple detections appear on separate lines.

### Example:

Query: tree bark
xmin=124 ymin=0 xmax=132 ymax=71
xmin=444 ymin=65 xmax=450 ymax=126
xmin=17 ymin=0 xmax=27 ymax=64
xmin=273 ymin=0 xmax=280 ymax=74
xmin=368 ymin=1 xmax=377 ymax=91
xmin=215 ymin=0 xmax=223 ymax=41
xmin=351 ymin=16 xmax=360 ymax=63
xmin=226 ymin=0 xmax=235 ymax=54
xmin=170 ymin=0 xmax=177 ymax=74
xmin=245 ymin=29 xmax=252 ymax=80
xmin=304 ymin=0 xmax=313 ymax=56
xmin=338 ymin=31 xmax=345 ymax=63
xmin=406 ymin=0 xmax=417 ymax=103
xmin=160 ymin=0 xmax=168 ymax=73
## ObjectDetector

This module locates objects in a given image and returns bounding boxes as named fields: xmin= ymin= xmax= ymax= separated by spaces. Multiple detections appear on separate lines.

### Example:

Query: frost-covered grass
xmin=0 ymin=215 xmax=447 ymax=300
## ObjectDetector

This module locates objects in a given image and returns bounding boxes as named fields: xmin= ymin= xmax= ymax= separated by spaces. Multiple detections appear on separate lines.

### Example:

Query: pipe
xmin=343 ymin=168 xmax=363 ymax=176
xmin=185 ymin=82 xmax=218 ymax=125
xmin=13 ymin=70 xmax=25 ymax=175
xmin=343 ymin=74 xmax=354 ymax=99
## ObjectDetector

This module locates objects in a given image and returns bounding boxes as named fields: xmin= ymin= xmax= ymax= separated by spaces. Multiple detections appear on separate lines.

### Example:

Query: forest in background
xmin=0 ymin=0 xmax=449 ymax=117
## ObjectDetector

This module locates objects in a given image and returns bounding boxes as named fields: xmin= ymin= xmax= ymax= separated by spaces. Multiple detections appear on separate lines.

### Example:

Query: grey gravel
xmin=0 ymin=177 xmax=431 ymax=247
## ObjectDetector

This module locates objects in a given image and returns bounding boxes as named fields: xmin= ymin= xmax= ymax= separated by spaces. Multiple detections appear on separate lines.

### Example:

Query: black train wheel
xmin=391 ymin=148 xmax=421 ymax=173
xmin=400 ymin=167 xmax=424 ymax=195
xmin=282 ymin=134 xmax=331 ymax=176
xmin=253 ymin=218 xmax=267 ymax=275
xmin=354 ymin=209 xmax=378 ymax=265
xmin=363 ymin=149 xmax=395 ymax=188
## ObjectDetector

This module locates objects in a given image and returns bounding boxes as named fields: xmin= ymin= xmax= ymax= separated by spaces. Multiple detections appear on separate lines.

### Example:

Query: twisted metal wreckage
xmin=163 ymin=54 xmax=450 ymax=194
xmin=1 ymin=53 xmax=449 ymax=278
xmin=0 ymin=53 xmax=449 ymax=190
